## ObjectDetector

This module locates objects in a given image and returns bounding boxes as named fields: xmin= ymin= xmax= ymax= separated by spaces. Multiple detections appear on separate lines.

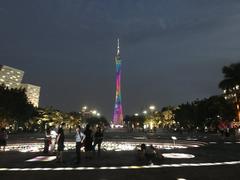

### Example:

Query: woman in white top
xmin=75 ymin=125 xmax=86 ymax=164
xmin=50 ymin=126 xmax=58 ymax=153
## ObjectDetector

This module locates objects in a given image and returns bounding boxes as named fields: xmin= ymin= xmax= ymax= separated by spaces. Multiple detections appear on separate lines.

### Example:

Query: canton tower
xmin=112 ymin=38 xmax=123 ymax=126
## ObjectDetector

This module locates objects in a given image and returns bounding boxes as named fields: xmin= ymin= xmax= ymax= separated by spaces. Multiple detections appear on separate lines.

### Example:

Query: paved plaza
xmin=1 ymin=132 xmax=240 ymax=179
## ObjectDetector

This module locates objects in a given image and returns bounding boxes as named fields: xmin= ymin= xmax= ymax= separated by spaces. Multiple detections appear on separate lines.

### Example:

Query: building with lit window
xmin=0 ymin=65 xmax=24 ymax=89
xmin=20 ymin=83 xmax=41 ymax=107
xmin=0 ymin=65 xmax=41 ymax=107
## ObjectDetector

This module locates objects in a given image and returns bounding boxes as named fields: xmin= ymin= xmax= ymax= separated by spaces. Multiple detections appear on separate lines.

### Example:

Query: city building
xmin=0 ymin=65 xmax=41 ymax=107
xmin=112 ymin=38 xmax=123 ymax=126
xmin=20 ymin=83 xmax=41 ymax=107
xmin=0 ymin=65 xmax=24 ymax=89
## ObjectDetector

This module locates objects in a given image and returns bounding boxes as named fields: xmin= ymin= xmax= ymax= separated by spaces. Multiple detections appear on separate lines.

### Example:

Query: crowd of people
xmin=1 ymin=124 xmax=163 ymax=165
xmin=44 ymin=123 xmax=104 ymax=164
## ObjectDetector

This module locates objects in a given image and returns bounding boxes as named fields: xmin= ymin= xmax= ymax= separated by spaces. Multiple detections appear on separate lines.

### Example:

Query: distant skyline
xmin=1 ymin=0 xmax=240 ymax=119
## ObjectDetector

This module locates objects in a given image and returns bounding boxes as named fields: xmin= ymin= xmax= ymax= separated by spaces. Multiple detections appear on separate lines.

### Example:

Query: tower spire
xmin=117 ymin=38 xmax=120 ymax=55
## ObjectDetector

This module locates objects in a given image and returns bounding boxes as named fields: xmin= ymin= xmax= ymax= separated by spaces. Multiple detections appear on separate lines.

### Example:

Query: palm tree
xmin=219 ymin=63 xmax=240 ymax=121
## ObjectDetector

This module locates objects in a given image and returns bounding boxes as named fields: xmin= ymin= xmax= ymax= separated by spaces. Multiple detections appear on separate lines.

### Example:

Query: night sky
xmin=1 ymin=0 xmax=240 ymax=120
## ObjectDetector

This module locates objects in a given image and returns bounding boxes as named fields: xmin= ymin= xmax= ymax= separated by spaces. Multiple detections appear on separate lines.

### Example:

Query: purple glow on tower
xmin=112 ymin=38 xmax=123 ymax=125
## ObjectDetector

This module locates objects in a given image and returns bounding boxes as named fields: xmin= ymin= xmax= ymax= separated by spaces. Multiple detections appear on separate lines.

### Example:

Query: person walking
xmin=84 ymin=124 xmax=93 ymax=158
xmin=56 ymin=123 xmax=65 ymax=163
xmin=75 ymin=125 xmax=85 ymax=164
xmin=93 ymin=126 xmax=104 ymax=155
xmin=0 ymin=128 xmax=8 ymax=151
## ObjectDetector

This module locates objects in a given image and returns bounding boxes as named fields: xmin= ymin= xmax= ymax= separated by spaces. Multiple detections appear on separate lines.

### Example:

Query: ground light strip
xmin=1 ymin=161 xmax=240 ymax=171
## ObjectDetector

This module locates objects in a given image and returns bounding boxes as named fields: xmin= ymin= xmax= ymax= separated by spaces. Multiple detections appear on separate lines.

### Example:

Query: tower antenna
xmin=117 ymin=38 xmax=120 ymax=55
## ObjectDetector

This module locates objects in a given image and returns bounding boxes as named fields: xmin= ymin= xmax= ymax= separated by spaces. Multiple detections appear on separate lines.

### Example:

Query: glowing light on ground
xmin=224 ymin=142 xmax=232 ymax=144
xmin=162 ymin=153 xmax=195 ymax=159
xmin=26 ymin=156 xmax=56 ymax=162
xmin=0 ymin=160 xmax=240 ymax=171
xmin=209 ymin=142 xmax=217 ymax=144
xmin=0 ymin=140 xmax=204 ymax=153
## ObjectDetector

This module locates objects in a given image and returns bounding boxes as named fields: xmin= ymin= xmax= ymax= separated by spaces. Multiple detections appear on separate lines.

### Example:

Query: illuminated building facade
xmin=0 ymin=65 xmax=41 ymax=107
xmin=20 ymin=83 xmax=41 ymax=107
xmin=112 ymin=39 xmax=123 ymax=126
xmin=0 ymin=65 xmax=24 ymax=89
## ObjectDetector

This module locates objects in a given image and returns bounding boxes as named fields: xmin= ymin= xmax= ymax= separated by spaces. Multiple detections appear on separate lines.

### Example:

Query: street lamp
xmin=171 ymin=136 xmax=177 ymax=147
xmin=91 ymin=110 xmax=97 ymax=115
xmin=82 ymin=106 xmax=87 ymax=111
xmin=149 ymin=105 xmax=156 ymax=111
xmin=142 ymin=110 xmax=147 ymax=115
xmin=148 ymin=105 xmax=156 ymax=132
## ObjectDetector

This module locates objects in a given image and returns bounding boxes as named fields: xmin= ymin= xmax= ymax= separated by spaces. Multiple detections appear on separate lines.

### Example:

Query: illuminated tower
xmin=112 ymin=38 xmax=123 ymax=126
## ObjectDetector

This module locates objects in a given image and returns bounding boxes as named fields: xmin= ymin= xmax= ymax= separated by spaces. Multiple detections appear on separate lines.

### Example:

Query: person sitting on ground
xmin=136 ymin=144 xmax=163 ymax=164
xmin=145 ymin=144 xmax=156 ymax=164
xmin=136 ymin=143 xmax=147 ymax=161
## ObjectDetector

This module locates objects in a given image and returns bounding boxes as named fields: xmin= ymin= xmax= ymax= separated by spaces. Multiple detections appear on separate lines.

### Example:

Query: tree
xmin=219 ymin=63 xmax=240 ymax=122
xmin=84 ymin=116 xmax=109 ymax=127
xmin=174 ymin=96 xmax=235 ymax=131
xmin=0 ymin=85 xmax=37 ymax=131
xmin=124 ymin=115 xmax=145 ymax=129
xmin=161 ymin=107 xmax=175 ymax=128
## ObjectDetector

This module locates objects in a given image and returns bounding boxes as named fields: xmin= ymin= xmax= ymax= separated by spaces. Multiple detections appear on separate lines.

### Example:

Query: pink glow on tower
xmin=112 ymin=38 xmax=123 ymax=126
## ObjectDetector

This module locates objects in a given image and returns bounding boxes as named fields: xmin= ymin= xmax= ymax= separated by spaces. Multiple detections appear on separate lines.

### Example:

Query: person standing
xmin=75 ymin=125 xmax=85 ymax=164
xmin=0 ymin=128 xmax=8 ymax=151
xmin=50 ymin=126 xmax=58 ymax=153
xmin=93 ymin=126 xmax=104 ymax=155
xmin=43 ymin=128 xmax=51 ymax=154
xmin=84 ymin=124 xmax=93 ymax=158
xmin=56 ymin=123 xmax=65 ymax=163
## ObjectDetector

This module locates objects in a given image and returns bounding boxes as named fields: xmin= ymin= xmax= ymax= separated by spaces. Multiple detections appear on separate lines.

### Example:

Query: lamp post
xmin=171 ymin=136 xmax=177 ymax=147
xmin=148 ymin=105 xmax=156 ymax=131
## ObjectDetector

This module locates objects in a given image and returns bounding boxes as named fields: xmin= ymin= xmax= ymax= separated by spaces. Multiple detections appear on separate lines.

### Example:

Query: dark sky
xmin=1 ymin=0 xmax=240 ymax=120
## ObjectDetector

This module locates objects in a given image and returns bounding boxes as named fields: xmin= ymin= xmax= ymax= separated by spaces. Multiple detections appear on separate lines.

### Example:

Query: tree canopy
xmin=0 ymin=85 xmax=37 ymax=129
